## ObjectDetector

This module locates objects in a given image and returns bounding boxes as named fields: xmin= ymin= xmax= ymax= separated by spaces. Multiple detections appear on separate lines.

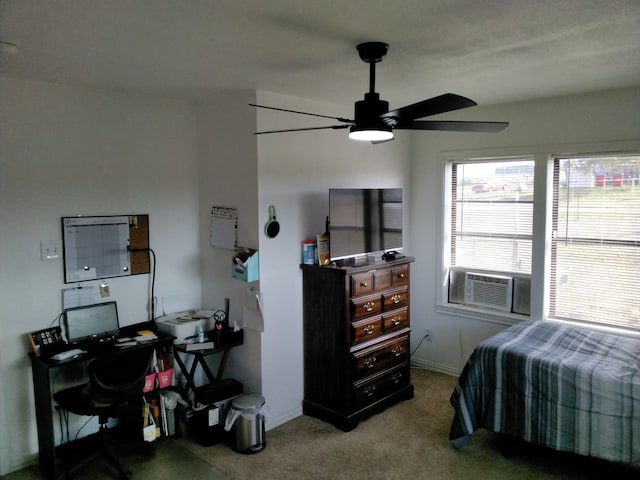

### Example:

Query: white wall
xmin=254 ymin=90 xmax=412 ymax=427
xmin=408 ymin=87 xmax=640 ymax=375
xmin=0 ymin=78 xmax=202 ymax=473
xmin=196 ymin=90 xmax=263 ymax=396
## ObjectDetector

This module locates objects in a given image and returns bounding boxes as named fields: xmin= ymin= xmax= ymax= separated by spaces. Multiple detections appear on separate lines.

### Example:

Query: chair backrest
xmin=86 ymin=345 xmax=154 ymax=407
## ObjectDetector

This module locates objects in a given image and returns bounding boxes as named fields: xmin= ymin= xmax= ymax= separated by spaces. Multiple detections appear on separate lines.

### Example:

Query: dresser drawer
xmin=391 ymin=264 xmax=409 ymax=287
xmin=382 ymin=286 xmax=408 ymax=310
xmin=352 ymin=364 xmax=410 ymax=410
xmin=373 ymin=268 xmax=392 ymax=291
xmin=350 ymin=316 xmax=383 ymax=345
xmin=351 ymin=272 xmax=374 ymax=296
xmin=352 ymin=334 xmax=410 ymax=380
xmin=382 ymin=307 xmax=409 ymax=333
xmin=351 ymin=293 xmax=382 ymax=320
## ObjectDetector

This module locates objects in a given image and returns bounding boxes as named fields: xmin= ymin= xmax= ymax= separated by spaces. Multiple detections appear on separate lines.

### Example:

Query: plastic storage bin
xmin=194 ymin=379 xmax=243 ymax=447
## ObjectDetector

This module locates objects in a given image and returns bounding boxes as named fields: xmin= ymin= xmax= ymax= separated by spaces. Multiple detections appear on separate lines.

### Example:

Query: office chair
xmin=54 ymin=345 xmax=156 ymax=479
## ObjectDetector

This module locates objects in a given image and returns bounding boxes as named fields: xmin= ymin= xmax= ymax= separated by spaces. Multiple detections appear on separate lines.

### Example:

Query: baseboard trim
xmin=5 ymin=452 xmax=39 ymax=476
xmin=265 ymin=405 xmax=302 ymax=431
xmin=411 ymin=359 xmax=461 ymax=377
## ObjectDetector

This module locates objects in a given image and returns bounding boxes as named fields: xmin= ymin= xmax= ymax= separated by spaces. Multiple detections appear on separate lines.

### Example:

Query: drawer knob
xmin=391 ymin=372 xmax=403 ymax=383
xmin=363 ymin=301 xmax=375 ymax=312
xmin=397 ymin=273 xmax=405 ymax=280
xmin=364 ymin=385 xmax=376 ymax=397
xmin=392 ymin=346 xmax=403 ymax=356
xmin=360 ymin=281 xmax=368 ymax=288
xmin=364 ymin=355 xmax=377 ymax=368
xmin=363 ymin=324 xmax=375 ymax=335
xmin=391 ymin=294 xmax=402 ymax=304
xmin=391 ymin=316 xmax=401 ymax=326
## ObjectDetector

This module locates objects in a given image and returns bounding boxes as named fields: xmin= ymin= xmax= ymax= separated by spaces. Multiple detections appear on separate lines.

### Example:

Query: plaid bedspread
xmin=449 ymin=320 xmax=640 ymax=464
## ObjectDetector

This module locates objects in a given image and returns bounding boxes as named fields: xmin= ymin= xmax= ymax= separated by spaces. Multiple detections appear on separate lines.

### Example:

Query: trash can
xmin=194 ymin=379 xmax=243 ymax=447
xmin=224 ymin=394 xmax=266 ymax=453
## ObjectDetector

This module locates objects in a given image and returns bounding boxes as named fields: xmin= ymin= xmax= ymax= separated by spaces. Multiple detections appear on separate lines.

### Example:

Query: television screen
xmin=329 ymin=188 xmax=403 ymax=261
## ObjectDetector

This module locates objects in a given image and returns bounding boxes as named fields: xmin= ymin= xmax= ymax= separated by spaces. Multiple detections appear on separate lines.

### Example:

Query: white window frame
xmin=436 ymin=141 xmax=640 ymax=336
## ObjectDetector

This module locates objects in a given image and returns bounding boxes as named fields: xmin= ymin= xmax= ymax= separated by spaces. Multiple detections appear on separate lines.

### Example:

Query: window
xmin=444 ymin=151 xmax=640 ymax=333
xmin=550 ymin=154 xmax=640 ymax=330
xmin=448 ymin=157 xmax=534 ymax=315
xmin=451 ymin=158 xmax=534 ymax=273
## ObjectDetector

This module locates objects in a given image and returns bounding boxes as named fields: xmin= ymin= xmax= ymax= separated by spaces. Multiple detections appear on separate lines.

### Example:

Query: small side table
xmin=173 ymin=329 xmax=243 ymax=400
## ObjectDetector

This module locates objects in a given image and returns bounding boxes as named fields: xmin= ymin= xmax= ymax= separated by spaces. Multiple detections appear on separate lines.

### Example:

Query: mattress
xmin=449 ymin=320 xmax=640 ymax=465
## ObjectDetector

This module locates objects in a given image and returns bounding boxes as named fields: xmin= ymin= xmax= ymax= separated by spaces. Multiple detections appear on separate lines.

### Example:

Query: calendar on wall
xmin=210 ymin=206 xmax=238 ymax=250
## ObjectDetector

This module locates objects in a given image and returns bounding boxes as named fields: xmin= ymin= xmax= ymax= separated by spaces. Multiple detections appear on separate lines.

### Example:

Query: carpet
xmin=177 ymin=368 xmax=639 ymax=479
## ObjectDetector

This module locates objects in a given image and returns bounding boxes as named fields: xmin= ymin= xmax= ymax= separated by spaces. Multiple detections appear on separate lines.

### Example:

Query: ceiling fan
xmin=250 ymin=42 xmax=508 ymax=143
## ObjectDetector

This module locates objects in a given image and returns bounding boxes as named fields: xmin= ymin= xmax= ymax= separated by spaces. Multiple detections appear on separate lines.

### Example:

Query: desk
xmin=172 ymin=329 xmax=243 ymax=401
xmin=29 ymin=333 xmax=174 ymax=480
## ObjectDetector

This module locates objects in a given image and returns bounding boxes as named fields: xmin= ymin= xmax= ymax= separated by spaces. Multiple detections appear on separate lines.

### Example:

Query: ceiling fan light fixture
xmin=251 ymin=42 xmax=508 ymax=140
xmin=349 ymin=126 xmax=394 ymax=142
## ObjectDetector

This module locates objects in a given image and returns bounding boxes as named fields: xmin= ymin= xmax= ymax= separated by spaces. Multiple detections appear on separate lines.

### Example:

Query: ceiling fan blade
xmin=370 ymin=137 xmax=395 ymax=145
xmin=396 ymin=120 xmax=509 ymax=133
xmin=254 ymin=125 xmax=350 ymax=135
xmin=250 ymin=104 xmax=353 ymax=123
xmin=381 ymin=93 xmax=477 ymax=125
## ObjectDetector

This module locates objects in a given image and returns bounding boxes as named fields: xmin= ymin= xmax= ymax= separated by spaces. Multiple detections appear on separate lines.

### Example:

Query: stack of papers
xmin=177 ymin=310 xmax=216 ymax=322
xmin=135 ymin=330 xmax=158 ymax=342
xmin=185 ymin=341 xmax=214 ymax=351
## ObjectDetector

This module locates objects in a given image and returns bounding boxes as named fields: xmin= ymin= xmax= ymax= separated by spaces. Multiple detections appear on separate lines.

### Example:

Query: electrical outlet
xmin=424 ymin=329 xmax=432 ymax=342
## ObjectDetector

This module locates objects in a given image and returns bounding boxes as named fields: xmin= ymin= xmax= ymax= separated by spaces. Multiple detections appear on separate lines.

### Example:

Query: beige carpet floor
xmin=5 ymin=369 xmax=638 ymax=480
xmin=178 ymin=368 xmax=639 ymax=480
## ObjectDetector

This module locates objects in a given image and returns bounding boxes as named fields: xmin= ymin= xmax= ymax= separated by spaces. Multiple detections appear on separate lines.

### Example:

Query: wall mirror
xmin=264 ymin=205 xmax=280 ymax=238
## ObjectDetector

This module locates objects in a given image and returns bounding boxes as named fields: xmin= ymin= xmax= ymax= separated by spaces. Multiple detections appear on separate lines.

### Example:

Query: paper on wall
xmin=242 ymin=288 xmax=264 ymax=332
xmin=62 ymin=285 xmax=100 ymax=309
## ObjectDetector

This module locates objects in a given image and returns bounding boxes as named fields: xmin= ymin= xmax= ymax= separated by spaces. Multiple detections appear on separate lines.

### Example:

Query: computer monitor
xmin=63 ymin=301 xmax=120 ymax=344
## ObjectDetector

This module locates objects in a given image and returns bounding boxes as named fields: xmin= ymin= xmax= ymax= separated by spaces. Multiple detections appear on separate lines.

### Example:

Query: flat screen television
xmin=329 ymin=188 xmax=403 ymax=262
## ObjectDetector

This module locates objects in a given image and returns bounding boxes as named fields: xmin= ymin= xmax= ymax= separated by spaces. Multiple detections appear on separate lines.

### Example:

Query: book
xmin=185 ymin=341 xmax=214 ymax=351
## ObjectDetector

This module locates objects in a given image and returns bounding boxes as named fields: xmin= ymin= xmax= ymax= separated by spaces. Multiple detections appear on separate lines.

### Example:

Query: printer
xmin=155 ymin=310 xmax=216 ymax=344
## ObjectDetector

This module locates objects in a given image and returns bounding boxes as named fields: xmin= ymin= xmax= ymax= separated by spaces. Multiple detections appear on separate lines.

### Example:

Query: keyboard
xmin=74 ymin=337 xmax=117 ymax=354
xmin=50 ymin=348 xmax=88 ymax=361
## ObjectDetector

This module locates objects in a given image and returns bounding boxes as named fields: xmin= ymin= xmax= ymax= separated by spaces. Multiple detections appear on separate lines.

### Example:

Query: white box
xmin=156 ymin=312 xmax=214 ymax=344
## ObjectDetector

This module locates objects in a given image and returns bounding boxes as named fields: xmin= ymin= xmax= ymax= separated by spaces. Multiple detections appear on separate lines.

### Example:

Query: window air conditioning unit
xmin=464 ymin=272 xmax=513 ymax=312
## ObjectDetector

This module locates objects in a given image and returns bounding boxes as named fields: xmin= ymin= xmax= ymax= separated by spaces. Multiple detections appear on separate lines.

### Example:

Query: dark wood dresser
xmin=301 ymin=257 xmax=414 ymax=431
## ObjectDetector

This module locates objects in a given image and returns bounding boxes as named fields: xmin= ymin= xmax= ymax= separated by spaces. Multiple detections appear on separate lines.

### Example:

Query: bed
xmin=449 ymin=320 xmax=640 ymax=465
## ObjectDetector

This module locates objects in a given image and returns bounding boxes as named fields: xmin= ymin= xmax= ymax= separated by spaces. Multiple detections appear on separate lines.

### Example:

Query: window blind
xmin=450 ymin=158 xmax=535 ymax=275
xmin=550 ymin=154 xmax=640 ymax=330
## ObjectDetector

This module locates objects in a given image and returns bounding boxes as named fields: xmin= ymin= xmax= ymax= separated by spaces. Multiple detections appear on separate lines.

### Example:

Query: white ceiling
xmin=1 ymin=0 xmax=639 ymax=112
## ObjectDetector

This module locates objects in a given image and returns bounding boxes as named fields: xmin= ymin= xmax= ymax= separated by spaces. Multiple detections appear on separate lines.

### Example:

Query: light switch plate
xmin=40 ymin=240 xmax=62 ymax=261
